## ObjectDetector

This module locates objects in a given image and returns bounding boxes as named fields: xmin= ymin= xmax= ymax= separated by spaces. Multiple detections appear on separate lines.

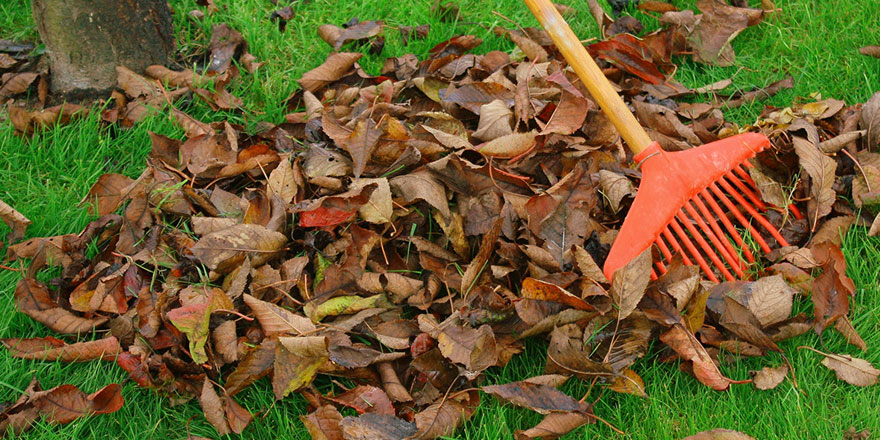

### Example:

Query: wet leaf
xmin=208 ymin=24 xmax=246 ymax=73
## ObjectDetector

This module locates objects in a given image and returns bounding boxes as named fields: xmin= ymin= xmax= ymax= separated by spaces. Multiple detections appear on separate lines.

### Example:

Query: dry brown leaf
xmin=719 ymin=295 xmax=780 ymax=352
xmin=861 ymin=45 xmax=880 ymax=58
xmin=299 ymin=52 xmax=362 ymax=92
xmin=542 ymin=93 xmax=590 ymax=135
xmin=461 ymin=218 xmax=502 ymax=296
xmin=243 ymin=294 xmax=316 ymax=335
xmin=521 ymin=277 xmax=595 ymax=311
xmin=15 ymin=278 xmax=108 ymax=334
xmin=340 ymin=413 xmax=416 ymax=439
xmin=326 ymin=385 xmax=395 ymax=416
xmin=573 ymin=245 xmax=609 ymax=283
xmin=301 ymin=405 xmax=345 ymax=440
xmin=267 ymin=157 xmax=297 ymax=204
xmin=482 ymin=381 xmax=587 ymax=414
xmin=172 ymin=108 xmax=215 ymax=138
xmin=689 ymin=0 xmax=763 ymax=66
xmin=683 ymin=428 xmax=757 ymax=440
xmin=472 ymin=99 xmax=513 ymax=141
xmin=0 ymin=71 xmax=38 ymax=96
xmin=350 ymin=177 xmax=393 ymax=224
xmin=598 ymin=170 xmax=635 ymax=213
xmin=273 ymin=336 xmax=329 ymax=399
xmin=610 ymin=248 xmax=652 ymax=319
xmin=809 ymin=349 xmax=880 ymax=387
xmin=660 ymin=324 xmax=731 ymax=390
xmin=476 ymin=131 xmax=537 ymax=158
xmin=0 ymin=198 xmax=31 ymax=244
xmin=0 ymin=381 xmax=123 ymax=436
xmin=607 ymin=368 xmax=647 ymax=397
xmin=225 ymin=339 xmax=278 ymax=395
xmin=751 ymin=364 xmax=788 ymax=390
xmin=516 ymin=411 xmax=594 ymax=440
xmin=199 ymin=379 xmax=231 ymax=435
xmin=323 ymin=115 xmax=381 ymax=178
xmin=834 ymin=316 xmax=868 ymax=352
xmin=190 ymin=223 xmax=287 ymax=272
xmin=412 ymin=392 xmax=478 ymax=439
xmin=2 ymin=336 xmax=121 ymax=362
xmin=436 ymin=322 xmax=497 ymax=372
xmin=387 ymin=168 xmax=450 ymax=215
xmin=861 ymin=91 xmax=880 ymax=149
xmin=747 ymin=164 xmax=787 ymax=208
xmin=793 ymin=136 xmax=836 ymax=230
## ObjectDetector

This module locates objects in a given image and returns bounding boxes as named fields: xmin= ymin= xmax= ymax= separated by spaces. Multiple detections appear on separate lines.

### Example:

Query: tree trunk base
xmin=32 ymin=0 xmax=174 ymax=99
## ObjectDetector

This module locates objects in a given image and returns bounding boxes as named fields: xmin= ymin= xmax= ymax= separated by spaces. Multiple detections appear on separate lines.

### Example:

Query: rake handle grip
xmin=523 ymin=0 xmax=653 ymax=154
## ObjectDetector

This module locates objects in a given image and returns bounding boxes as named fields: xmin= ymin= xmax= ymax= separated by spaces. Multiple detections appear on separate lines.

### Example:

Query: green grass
xmin=2 ymin=0 xmax=879 ymax=438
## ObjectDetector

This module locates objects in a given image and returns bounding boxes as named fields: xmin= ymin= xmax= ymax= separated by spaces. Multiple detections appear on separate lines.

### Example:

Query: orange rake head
xmin=602 ymin=132 xmax=795 ymax=283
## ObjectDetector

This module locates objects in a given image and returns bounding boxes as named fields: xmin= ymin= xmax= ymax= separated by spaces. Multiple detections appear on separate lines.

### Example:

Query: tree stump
xmin=31 ymin=0 xmax=174 ymax=99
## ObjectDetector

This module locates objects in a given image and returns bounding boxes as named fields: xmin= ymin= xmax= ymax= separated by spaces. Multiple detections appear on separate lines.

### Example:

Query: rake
xmin=524 ymin=0 xmax=798 ymax=282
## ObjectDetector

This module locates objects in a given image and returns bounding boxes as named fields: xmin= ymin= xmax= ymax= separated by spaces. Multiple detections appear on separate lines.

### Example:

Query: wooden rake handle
xmin=523 ymin=0 xmax=653 ymax=154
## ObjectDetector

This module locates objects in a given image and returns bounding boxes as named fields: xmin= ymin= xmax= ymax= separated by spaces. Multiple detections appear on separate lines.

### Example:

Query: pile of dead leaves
xmin=3 ymin=0 xmax=880 ymax=438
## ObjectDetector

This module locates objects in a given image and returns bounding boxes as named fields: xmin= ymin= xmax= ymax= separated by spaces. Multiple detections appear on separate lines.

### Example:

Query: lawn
xmin=1 ymin=0 xmax=879 ymax=438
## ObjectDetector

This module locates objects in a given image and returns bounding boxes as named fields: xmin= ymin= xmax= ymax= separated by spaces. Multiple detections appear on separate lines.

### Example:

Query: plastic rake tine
xmin=698 ymin=189 xmax=756 ymax=263
xmin=668 ymin=217 xmax=720 ymax=283
xmin=682 ymin=201 xmax=746 ymax=279
xmin=715 ymin=178 xmax=790 ymax=247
